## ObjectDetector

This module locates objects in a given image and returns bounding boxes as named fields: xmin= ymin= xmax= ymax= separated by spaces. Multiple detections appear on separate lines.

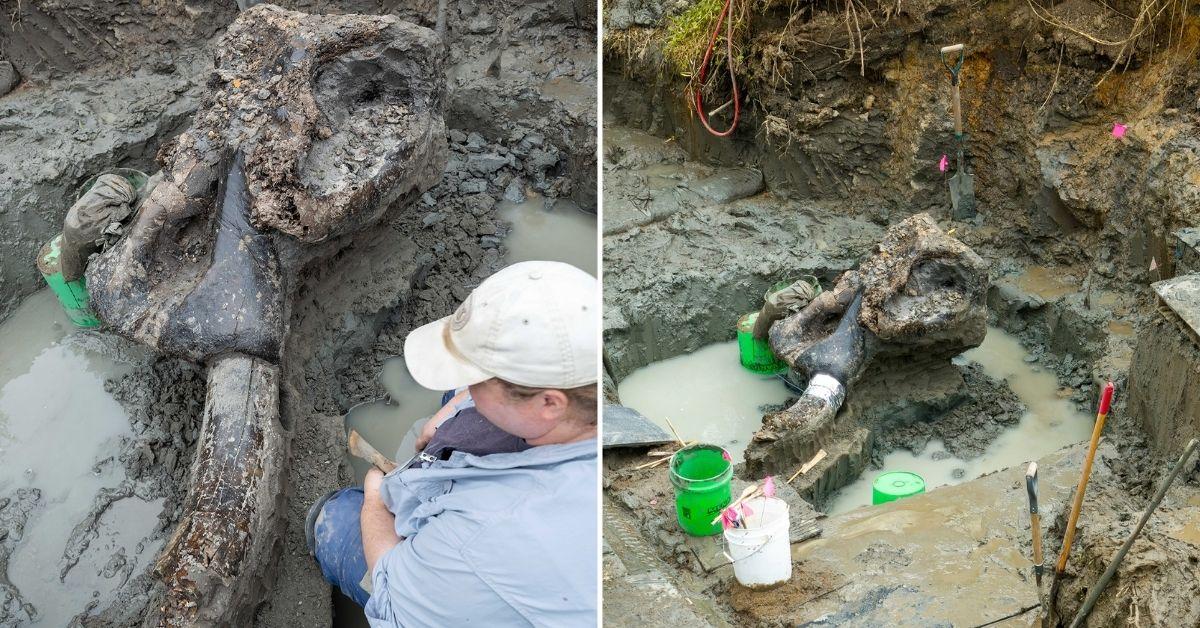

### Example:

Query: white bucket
xmin=723 ymin=496 xmax=792 ymax=588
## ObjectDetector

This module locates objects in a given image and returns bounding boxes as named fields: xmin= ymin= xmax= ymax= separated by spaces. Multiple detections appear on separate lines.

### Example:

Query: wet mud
xmin=0 ymin=0 xmax=596 ymax=625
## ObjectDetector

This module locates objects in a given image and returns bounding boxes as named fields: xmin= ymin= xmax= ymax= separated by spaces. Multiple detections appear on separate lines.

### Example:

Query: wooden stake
xmin=1048 ymin=382 xmax=1115 ymax=624
xmin=787 ymin=449 xmax=828 ymax=484
xmin=664 ymin=417 xmax=687 ymax=449
xmin=711 ymin=484 xmax=763 ymax=525
xmin=633 ymin=440 xmax=697 ymax=470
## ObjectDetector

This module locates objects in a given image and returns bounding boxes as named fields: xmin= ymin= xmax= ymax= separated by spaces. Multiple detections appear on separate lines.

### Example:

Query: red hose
xmin=694 ymin=0 xmax=740 ymax=137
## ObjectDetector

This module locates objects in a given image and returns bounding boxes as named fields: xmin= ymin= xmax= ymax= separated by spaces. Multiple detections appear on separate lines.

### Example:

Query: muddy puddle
xmin=343 ymin=358 xmax=444 ymax=483
xmin=0 ymin=289 xmax=161 ymax=626
xmin=826 ymin=326 xmax=1094 ymax=514
xmin=498 ymin=193 xmax=597 ymax=275
xmin=616 ymin=341 xmax=792 ymax=462
xmin=1016 ymin=266 xmax=1079 ymax=300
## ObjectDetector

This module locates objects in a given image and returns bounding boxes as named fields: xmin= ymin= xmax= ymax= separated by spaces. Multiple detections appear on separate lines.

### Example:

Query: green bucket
xmin=737 ymin=312 xmax=787 ymax=375
xmin=76 ymin=168 xmax=149 ymax=201
xmin=872 ymin=471 xmax=926 ymax=505
xmin=669 ymin=444 xmax=733 ymax=536
xmin=37 ymin=233 xmax=100 ymax=328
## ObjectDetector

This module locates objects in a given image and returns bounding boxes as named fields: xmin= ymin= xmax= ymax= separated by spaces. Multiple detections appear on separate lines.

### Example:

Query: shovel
xmin=1025 ymin=462 xmax=1044 ymax=591
xmin=940 ymin=43 xmax=975 ymax=219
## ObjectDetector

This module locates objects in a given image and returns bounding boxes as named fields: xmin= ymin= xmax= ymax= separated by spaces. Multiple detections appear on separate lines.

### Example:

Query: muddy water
xmin=499 ymin=194 xmax=597 ymax=276
xmin=0 ymin=289 xmax=161 ymax=626
xmin=343 ymin=358 xmax=443 ymax=483
xmin=1016 ymin=265 xmax=1079 ymax=300
xmin=617 ymin=341 xmax=793 ymax=462
xmin=826 ymin=326 xmax=1094 ymax=515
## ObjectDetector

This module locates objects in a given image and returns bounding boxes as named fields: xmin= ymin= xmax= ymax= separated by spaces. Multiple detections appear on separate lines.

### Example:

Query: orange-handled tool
xmin=1048 ymin=381 xmax=1115 ymax=619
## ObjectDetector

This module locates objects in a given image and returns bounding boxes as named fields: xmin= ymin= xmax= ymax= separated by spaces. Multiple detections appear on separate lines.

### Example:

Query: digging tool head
xmin=1025 ymin=462 xmax=1039 ymax=513
xmin=602 ymin=404 xmax=673 ymax=449
xmin=949 ymin=169 xmax=975 ymax=219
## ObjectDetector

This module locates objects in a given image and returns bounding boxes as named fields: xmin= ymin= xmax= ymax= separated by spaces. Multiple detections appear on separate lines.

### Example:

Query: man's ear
xmin=539 ymin=389 xmax=570 ymax=421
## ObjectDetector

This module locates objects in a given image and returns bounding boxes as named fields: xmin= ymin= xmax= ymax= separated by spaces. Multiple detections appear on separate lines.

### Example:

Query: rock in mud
xmin=746 ymin=214 xmax=989 ymax=481
xmin=0 ymin=62 xmax=18 ymax=97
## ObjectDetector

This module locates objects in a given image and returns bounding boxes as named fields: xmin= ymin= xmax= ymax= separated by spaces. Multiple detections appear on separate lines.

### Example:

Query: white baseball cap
xmin=404 ymin=260 xmax=598 ymax=390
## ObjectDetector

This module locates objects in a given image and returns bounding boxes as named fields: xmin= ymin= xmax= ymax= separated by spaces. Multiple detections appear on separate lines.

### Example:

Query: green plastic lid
xmin=872 ymin=471 xmax=926 ymax=505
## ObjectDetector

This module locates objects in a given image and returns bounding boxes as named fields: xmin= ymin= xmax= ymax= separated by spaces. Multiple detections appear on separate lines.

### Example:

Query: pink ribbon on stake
xmin=938 ymin=154 xmax=949 ymax=172
xmin=1112 ymin=123 xmax=1127 ymax=139
xmin=762 ymin=475 xmax=776 ymax=498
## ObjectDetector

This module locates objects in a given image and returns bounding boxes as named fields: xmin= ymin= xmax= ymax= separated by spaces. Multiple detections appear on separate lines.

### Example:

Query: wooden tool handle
xmin=1031 ymin=512 xmax=1043 ymax=568
xmin=951 ymin=82 xmax=962 ymax=135
xmin=348 ymin=430 xmax=398 ymax=473
xmin=1055 ymin=382 xmax=1116 ymax=574
xmin=940 ymin=43 xmax=964 ymax=54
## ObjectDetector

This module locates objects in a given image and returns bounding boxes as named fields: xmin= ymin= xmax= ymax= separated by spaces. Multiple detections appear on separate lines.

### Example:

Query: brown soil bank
xmin=602 ymin=0 xmax=1199 ymax=625
xmin=604 ymin=0 xmax=1200 ymax=279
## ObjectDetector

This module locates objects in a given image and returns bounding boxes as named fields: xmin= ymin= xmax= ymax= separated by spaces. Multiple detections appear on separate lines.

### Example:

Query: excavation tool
xmin=348 ymin=429 xmax=398 ymax=473
xmin=940 ymin=43 xmax=975 ymax=219
xmin=1048 ymin=381 xmax=1115 ymax=622
xmin=1025 ymin=462 xmax=1044 ymax=591
xmin=1068 ymin=438 xmax=1199 ymax=628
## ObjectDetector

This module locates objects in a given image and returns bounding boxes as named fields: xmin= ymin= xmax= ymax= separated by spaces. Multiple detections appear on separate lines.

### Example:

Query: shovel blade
xmin=949 ymin=170 xmax=975 ymax=219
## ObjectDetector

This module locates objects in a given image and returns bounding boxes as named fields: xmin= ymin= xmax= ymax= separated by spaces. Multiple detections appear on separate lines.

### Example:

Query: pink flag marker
xmin=720 ymin=508 xmax=738 ymax=530
xmin=938 ymin=154 xmax=949 ymax=172
xmin=762 ymin=475 xmax=776 ymax=498
xmin=1112 ymin=122 xmax=1127 ymax=139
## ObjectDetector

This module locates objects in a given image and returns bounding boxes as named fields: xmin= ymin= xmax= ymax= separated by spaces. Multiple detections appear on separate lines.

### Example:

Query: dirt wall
xmin=1128 ymin=311 xmax=1200 ymax=459
xmin=603 ymin=0 xmax=1200 ymax=286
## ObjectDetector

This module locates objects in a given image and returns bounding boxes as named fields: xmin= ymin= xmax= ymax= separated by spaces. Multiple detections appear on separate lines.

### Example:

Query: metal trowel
xmin=941 ymin=43 xmax=975 ymax=219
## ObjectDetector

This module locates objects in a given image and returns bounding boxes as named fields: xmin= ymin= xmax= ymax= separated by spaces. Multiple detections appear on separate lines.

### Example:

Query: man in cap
xmin=307 ymin=260 xmax=598 ymax=625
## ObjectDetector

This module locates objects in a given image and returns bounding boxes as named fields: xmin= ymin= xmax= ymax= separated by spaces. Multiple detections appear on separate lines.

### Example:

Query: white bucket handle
xmin=722 ymin=530 xmax=779 ymax=565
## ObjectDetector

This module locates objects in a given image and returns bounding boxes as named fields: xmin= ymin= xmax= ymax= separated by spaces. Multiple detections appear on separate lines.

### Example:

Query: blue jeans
xmin=312 ymin=488 xmax=371 ymax=606
xmin=315 ymin=391 xmax=455 ymax=606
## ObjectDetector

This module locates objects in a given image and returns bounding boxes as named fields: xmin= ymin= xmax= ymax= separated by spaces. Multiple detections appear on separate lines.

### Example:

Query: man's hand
xmin=361 ymin=468 xmax=401 ymax=574
xmin=364 ymin=467 xmax=386 ymax=496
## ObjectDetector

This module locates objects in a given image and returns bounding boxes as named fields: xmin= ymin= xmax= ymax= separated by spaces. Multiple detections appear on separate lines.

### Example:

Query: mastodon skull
xmin=769 ymin=213 xmax=989 ymax=385
xmin=87 ymin=5 xmax=447 ymax=364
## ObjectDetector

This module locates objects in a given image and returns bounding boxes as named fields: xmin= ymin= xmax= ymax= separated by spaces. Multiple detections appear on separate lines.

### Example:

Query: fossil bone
xmin=745 ymin=213 xmax=989 ymax=478
xmin=82 ymin=7 xmax=447 ymax=625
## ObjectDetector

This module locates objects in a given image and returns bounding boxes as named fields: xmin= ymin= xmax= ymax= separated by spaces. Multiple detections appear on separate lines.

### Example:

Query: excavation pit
xmin=600 ymin=14 xmax=1200 ymax=613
